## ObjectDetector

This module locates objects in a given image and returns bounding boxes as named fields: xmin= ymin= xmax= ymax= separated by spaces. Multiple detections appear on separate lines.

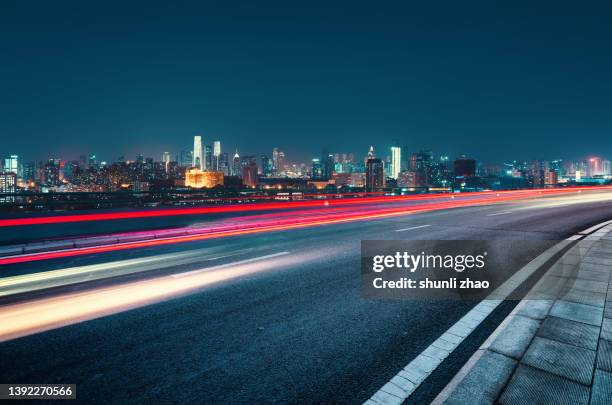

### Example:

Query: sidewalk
xmin=434 ymin=224 xmax=612 ymax=405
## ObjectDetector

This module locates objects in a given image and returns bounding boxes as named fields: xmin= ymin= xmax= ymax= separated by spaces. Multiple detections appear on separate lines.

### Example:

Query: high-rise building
xmin=3 ymin=155 xmax=19 ymax=177
xmin=589 ymin=157 xmax=604 ymax=176
xmin=232 ymin=151 xmax=241 ymax=176
xmin=162 ymin=152 xmax=171 ymax=173
xmin=261 ymin=155 xmax=273 ymax=176
xmin=323 ymin=154 xmax=334 ymax=180
xmin=271 ymin=148 xmax=286 ymax=174
xmin=603 ymin=160 xmax=612 ymax=176
xmin=88 ymin=155 xmax=97 ymax=168
xmin=205 ymin=145 xmax=212 ymax=170
xmin=62 ymin=161 xmax=80 ymax=181
xmin=366 ymin=158 xmax=385 ymax=191
xmin=212 ymin=141 xmax=221 ymax=171
xmin=453 ymin=156 xmax=476 ymax=178
xmin=44 ymin=159 xmax=61 ymax=186
xmin=544 ymin=170 xmax=558 ymax=185
xmin=179 ymin=150 xmax=193 ymax=167
xmin=311 ymin=158 xmax=323 ymax=179
xmin=22 ymin=162 xmax=36 ymax=181
xmin=219 ymin=152 xmax=229 ymax=175
xmin=390 ymin=146 xmax=401 ymax=179
xmin=193 ymin=136 xmax=203 ymax=170
xmin=242 ymin=162 xmax=259 ymax=187
xmin=272 ymin=148 xmax=280 ymax=172
xmin=550 ymin=159 xmax=563 ymax=176
xmin=0 ymin=172 xmax=16 ymax=202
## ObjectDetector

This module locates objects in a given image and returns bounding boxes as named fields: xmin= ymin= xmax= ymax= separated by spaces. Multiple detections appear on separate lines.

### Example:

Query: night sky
xmin=1 ymin=0 xmax=611 ymax=164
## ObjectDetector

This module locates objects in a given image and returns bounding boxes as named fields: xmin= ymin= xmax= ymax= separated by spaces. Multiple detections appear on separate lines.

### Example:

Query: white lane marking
xmin=365 ymin=236 xmax=581 ymax=405
xmin=486 ymin=211 xmax=513 ymax=216
xmin=172 ymin=252 xmax=290 ymax=278
xmin=394 ymin=224 xmax=432 ymax=232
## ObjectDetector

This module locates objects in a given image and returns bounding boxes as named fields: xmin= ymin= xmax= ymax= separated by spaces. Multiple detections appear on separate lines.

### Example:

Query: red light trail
xmin=1 ymin=186 xmax=610 ymax=227
xmin=1 ymin=186 xmax=611 ymax=265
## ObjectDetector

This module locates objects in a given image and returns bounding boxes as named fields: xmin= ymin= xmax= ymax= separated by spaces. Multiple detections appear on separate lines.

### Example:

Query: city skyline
xmin=2 ymin=135 xmax=611 ymax=170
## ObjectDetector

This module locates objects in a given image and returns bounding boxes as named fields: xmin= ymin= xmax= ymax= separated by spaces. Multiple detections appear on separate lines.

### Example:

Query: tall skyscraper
xmin=44 ymin=159 xmax=61 ymax=186
xmin=193 ymin=135 xmax=203 ymax=170
xmin=390 ymin=146 xmax=401 ymax=179
xmin=3 ymin=155 xmax=18 ymax=178
xmin=232 ymin=151 xmax=241 ymax=176
xmin=213 ymin=141 xmax=221 ymax=171
xmin=272 ymin=148 xmax=280 ymax=172
xmin=242 ymin=162 xmax=259 ymax=187
xmin=162 ymin=152 xmax=171 ymax=173
xmin=261 ymin=155 xmax=273 ymax=176
xmin=179 ymin=150 xmax=193 ymax=167
xmin=321 ymin=154 xmax=334 ymax=180
xmin=366 ymin=158 xmax=385 ymax=191
xmin=272 ymin=147 xmax=285 ymax=174
xmin=311 ymin=158 xmax=323 ymax=179
xmin=205 ymin=145 xmax=212 ymax=170
xmin=22 ymin=162 xmax=35 ymax=181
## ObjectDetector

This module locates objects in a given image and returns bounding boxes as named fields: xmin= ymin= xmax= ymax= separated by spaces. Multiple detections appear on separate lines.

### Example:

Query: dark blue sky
xmin=1 ymin=0 xmax=611 ymax=163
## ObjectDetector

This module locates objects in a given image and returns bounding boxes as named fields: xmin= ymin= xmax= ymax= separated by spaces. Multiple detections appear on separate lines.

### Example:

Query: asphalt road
xmin=2 ymin=191 xmax=612 ymax=404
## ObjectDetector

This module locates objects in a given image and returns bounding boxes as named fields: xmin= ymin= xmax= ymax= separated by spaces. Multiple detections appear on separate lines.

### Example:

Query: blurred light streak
xmin=2 ymin=186 xmax=611 ymax=227
xmin=2 ymin=187 xmax=612 ymax=266
xmin=0 ymin=252 xmax=294 ymax=342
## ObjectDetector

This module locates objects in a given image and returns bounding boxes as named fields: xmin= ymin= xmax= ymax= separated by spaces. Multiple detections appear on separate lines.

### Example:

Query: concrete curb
xmin=432 ymin=220 xmax=612 ymax=405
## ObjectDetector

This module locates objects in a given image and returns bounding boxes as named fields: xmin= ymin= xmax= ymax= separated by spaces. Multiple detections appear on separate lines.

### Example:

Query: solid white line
xmin=579 ymin=219 xmax=612 ymax=235
xmin=486 ymin=211 xmax=513 ymax=216
xmin=172 ymin=251 xmax=290 ymax=278
xmin=365 ymin=236 xmax=581 ymax=405
xmin=394 ymin=224 xmax=432 ymax=232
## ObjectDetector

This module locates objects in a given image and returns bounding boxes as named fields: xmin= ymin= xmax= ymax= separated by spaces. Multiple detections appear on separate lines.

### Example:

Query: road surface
xmin=2 ymin=190 xmax=612 ymax=403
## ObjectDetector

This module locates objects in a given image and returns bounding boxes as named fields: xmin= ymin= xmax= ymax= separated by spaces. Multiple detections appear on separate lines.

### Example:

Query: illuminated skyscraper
xmin=193 ymin=136 xmax=203 ymax=170
xmin=272 ymin=148 xmax=280 ymax=171
xmin=390 ymin=146 xmax=401 ymax=179
xmin=232 ymin=150 xmax=241 ymax=176
xmin=272 ymin=147 xmax=285 ymax=174
xmin=213 ymin=140 xmax=221 ymax=171
xmin=0 ymin=172 xmax=16 ymax=202
xmin=3 ymin=155 xmax=18 ymax=177
xmin=162 ymin=152 xmax=171 ymax=173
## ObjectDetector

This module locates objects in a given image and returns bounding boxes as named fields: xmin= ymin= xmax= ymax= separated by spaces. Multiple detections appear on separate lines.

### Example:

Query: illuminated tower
xmin=390 ymin=146 xmax=401 ymax=179
xmin=193 ymin=136 xmax=203 ymax=170
xmin=232 ymin=150 xmax=240 ymax=176
xmin=213 ymin=141 xmax=221 ymax=171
